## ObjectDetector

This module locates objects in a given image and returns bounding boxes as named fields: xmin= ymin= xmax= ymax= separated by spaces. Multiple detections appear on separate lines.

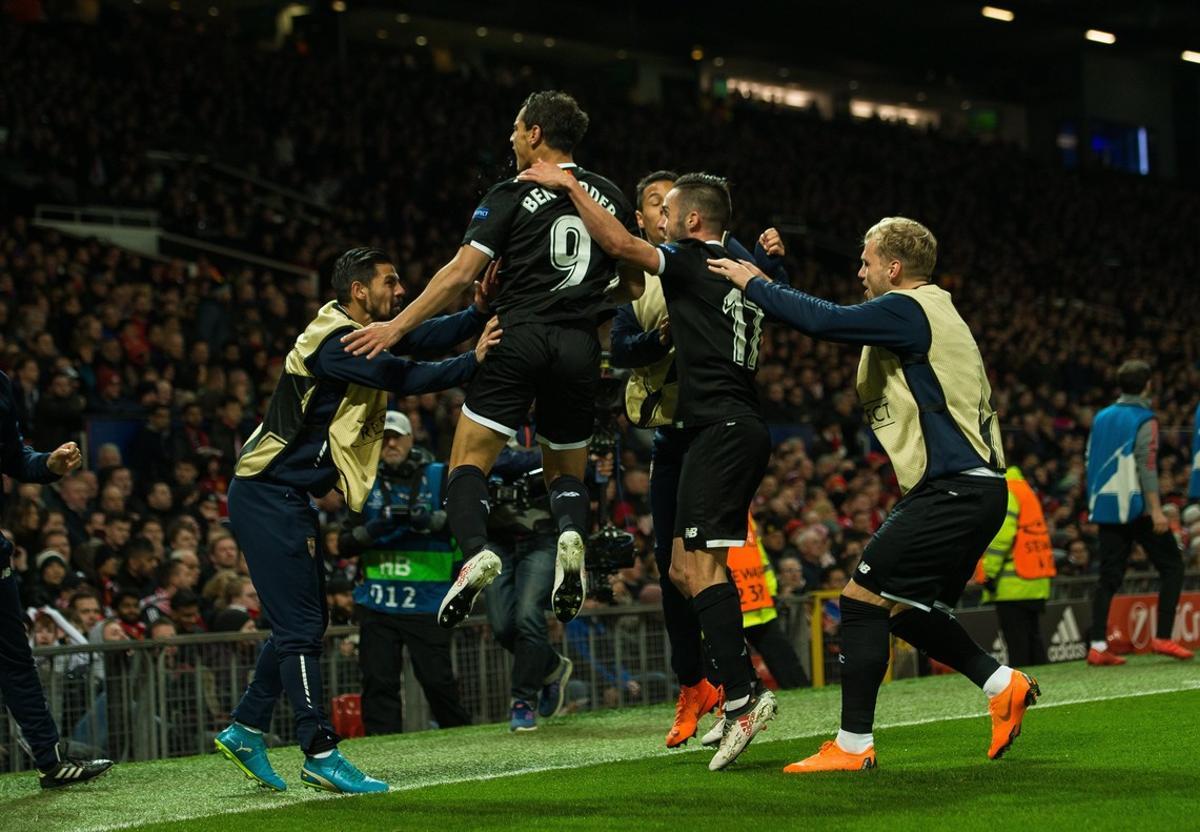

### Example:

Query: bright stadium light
xmin=1183 ymin=50 xmax=1200 ymax=64
xmin=1086 ymin=29 xmax=1116 ymax=45
xmin=980 ymin=6 xmax=1014 ymax=23
xmin=330 ymin=0 xmax=346 ymax=11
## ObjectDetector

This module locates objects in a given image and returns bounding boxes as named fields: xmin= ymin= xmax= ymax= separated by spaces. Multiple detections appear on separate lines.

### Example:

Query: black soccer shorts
xmin=853 ymin=473 xmax=1008 ymax=609
xmin=462 ymin=321 xmax=600 ymax=450
xmin=674 ymin=416 xmax=771 ymax=551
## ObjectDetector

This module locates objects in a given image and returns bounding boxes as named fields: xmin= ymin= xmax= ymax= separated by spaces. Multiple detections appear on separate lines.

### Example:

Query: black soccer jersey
xmin=462 ymin=163 xmax=637 ymax=327
xmin=655 ymin=238 xmax=765 ymax=428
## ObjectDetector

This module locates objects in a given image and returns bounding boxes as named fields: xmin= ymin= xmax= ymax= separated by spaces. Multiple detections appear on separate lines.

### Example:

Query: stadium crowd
xmin=1 ymin=9 xmax=1199 ymax=653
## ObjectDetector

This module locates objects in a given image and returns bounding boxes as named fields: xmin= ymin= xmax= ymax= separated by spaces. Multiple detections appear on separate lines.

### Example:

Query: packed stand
xmin=0 ymin=9 xmax=1198 ymax=666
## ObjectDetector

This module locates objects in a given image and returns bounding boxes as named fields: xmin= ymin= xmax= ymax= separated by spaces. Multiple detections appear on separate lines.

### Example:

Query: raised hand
xmin=475 ymin=316 xmax=503 ymax=362
xmin=341 ymin=319 xmax=403 ymax=360
xmin=707 ymin=257 xmax=767 ymax=291
xmin=515 ymin=159 xmax=575 ymax=190
xmin=474 ymin=258 xmax=502 ymax=313
xmin=758 ymin=227 xmax=786 ymax=257
xmin=47 ymin=441 xmax=82 ymax=476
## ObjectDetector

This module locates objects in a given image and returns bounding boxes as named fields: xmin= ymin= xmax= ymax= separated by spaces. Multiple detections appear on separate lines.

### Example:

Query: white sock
xmin=1090 ymin=640 xmax=1108 ymax=652
xmin=309 ymin=750 xmax=334 ymax=759
xmin=835 ymin=730 xmax=874 ymax=754
xmin=724 ymin=694 xmax=750 ymax=714
xmin=236 ymin=722 xmax=263 ymax=735
xmin=983 ymin=665 xmax=1014 ymax=698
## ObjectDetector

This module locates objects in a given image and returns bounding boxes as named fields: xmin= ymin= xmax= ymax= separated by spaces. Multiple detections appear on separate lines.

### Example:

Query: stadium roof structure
xmin=353 ymin=0 xmax=1200 ymax=100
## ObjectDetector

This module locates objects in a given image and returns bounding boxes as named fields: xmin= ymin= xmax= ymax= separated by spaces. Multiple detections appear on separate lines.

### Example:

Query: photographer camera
xmin=338 ymin=411 xmax=471 ymax=734
xmin=483 ymin=424 xmax=574 ymax=732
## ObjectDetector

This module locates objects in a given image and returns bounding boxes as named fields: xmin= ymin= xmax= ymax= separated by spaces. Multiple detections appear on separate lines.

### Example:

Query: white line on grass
xmin=89 ymin=679 xmax=1200 ymax=832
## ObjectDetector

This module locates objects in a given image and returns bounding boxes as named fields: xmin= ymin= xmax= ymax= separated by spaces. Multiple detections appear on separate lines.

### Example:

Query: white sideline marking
xmin=87 ymin=680 xmax=1200 ymax=832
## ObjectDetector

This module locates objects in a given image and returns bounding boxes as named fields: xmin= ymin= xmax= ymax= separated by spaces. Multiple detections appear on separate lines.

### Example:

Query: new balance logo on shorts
xmin=857 ymin=562 xmax=871 ymax=574
xmin=1048 ymin=606 xmax=1087 ymax=662
xmin=684 ymin=527 xmax=698 ymax=538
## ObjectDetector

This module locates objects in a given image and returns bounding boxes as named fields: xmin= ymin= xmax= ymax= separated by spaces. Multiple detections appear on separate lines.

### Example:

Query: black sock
xmin=890 ymin=607 xmax=999 ymax=689
xmin=548 ymin=475 xmax=589 ymax=536
xmin=691 ymin=583 xmax=753 ymax=709
xmin=838 ymin=597 xmax=892 ymax=734
xmin=445 ymin=465 xmax=490 ymax=557
xmin=661 ymin=572 xmax=706 ymax=686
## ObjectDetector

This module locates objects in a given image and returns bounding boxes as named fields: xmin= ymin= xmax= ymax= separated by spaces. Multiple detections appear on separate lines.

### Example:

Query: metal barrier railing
xmin=3 ymin=570 xmax=1192 ymax=772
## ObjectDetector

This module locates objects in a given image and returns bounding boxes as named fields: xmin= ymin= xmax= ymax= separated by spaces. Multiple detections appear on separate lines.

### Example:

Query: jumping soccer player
xmin=342 ymin=91 xmax=641 ymax=631
xmin=709 ymin=217 xmax=1037 ymax=772
xmin=519 ymin=161 xmax=776 ymax=771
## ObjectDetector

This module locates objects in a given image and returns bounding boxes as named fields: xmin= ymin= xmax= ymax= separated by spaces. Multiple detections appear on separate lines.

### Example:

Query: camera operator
xmin=483 ymin=424 xmax=574 ymax=732
xmin=339 ymin=411 xmax=471 ymax=734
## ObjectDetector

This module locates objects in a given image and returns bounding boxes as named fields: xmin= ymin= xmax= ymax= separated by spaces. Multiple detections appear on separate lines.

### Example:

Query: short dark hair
xmin=331 ymin=247 xmax=390 ymax=305
xmin=520 ymin=91 xmax=589 ymax=153
xmin=172 ymin=588 xmax=199 ymax=610
xmin=635 ymin=170 xmax=679 ymax=210
xmin=113 ymin=588 xmax=140 ymax=607
xmin=672 ymin=172 xmax=732 ymax=232
xmin=1117 ymin=359 xmax=1151 ymax=395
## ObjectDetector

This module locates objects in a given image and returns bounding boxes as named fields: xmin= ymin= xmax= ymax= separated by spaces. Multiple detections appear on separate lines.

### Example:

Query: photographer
xmin=483 ymin=424 xmax=573 ymax=732
xmin=339 ymin=411 xmax=471 ymax=735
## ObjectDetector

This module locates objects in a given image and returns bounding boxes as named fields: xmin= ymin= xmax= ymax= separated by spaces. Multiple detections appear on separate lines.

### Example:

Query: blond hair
xmin=864 ymin=217 xmax=937 ymax=278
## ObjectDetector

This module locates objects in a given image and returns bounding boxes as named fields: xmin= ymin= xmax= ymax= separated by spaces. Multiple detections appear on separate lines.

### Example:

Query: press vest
xmin=1086 ymin=402 xmax=1154 ymax=524
xmin=855 ymin=285 xmax=1004 ymax=494
xmin=353 ymin=462 xmax=460 ymax=616
xmin=624 ymin=273 xmax=679 ymax=428
xmin=977 ymin=467 xmax=1054 ymax=602
xmin=726 ymin=515 xmax=778 ymax=627
xmin=235 ymin=301 xmax=387 ymax=512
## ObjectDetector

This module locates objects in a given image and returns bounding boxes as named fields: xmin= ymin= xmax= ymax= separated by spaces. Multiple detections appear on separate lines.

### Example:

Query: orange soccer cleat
xmin=783 ymin=740 xmax=877 ymax=773
xmin=1087 ymin=647 xmax=1127 ymax=666
xmin=988 ymin=670 xmax=1040 ymax=760
xmin=665 ymin=679 xmax=721 ymax=748
xmin=1150 ymin=638 xmax=1195 ymax=660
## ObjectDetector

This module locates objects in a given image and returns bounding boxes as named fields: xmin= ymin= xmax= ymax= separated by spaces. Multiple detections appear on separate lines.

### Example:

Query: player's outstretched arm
xmin=517 ymin=161 xmax=659 ymax=274
xmin=342 ymin=245 xmax=492 ymax=360
xmin=707 ymin=257 xmax=928 ymax=351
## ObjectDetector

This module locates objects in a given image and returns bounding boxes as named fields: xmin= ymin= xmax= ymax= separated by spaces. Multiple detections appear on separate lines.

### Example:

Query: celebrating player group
xmin=341 ymin=88 xmax=1038 ymax=775
xmin=206 ymin=87 xmax=1037 ymax=793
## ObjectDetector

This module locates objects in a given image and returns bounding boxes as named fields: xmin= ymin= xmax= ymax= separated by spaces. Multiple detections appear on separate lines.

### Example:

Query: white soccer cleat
xmin=708 ymin=690 xmax=777 ymax=771
xmin=701 ymin=716 xmax=726 ymax=748
xmin=551 ymin=530 xmax=587 ymax=622
xmin=437 ymin=550 xmax=501 ymax=628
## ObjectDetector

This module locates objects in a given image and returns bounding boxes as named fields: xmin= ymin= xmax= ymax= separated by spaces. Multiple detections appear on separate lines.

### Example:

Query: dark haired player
xmin=215 ymin=247 xmax=499 ymax=794
xmin=610 ymin=169 xmax=788 ymax=749
xmin=342 ymin=91 xmax=642 ymax=634
xmin=519 ymin=162 xmax=775 ymax=770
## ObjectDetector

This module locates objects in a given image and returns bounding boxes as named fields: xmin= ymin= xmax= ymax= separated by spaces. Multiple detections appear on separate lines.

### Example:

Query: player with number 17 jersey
xmin=654 ymin=238 xmax=764 ymax=430
xmin=463 ymin=165 xmax=638 ymax=328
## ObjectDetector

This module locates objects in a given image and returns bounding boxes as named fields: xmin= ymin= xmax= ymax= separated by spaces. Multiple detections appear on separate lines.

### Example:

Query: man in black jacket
xmin=0 ymin=370 xmax=114 ymax=788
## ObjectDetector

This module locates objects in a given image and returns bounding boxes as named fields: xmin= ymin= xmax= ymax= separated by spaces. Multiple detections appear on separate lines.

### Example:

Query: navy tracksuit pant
xmin=227 ymin=478 xmax=339 ymax=755
xmin=0 ymin=557 xmax=60 ymax=769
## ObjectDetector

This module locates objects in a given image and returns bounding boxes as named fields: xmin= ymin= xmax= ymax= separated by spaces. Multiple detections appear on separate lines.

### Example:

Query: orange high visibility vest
xmin=727 ymin=516 xmax=774 ymax=613
xmin=1009 ymin=478 xmax=1056 ymax=579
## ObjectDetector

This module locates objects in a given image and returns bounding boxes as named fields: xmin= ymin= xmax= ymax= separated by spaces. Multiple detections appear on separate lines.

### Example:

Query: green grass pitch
xmin=2 ymin=656 xmax=1196 ymax=832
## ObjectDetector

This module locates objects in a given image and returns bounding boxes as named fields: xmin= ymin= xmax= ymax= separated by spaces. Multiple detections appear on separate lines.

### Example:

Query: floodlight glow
xmin=981 ymin=7 xmax=1014 ymax=23
xmin=1183 ymin=50 xmax=1200 ymax=64
xmin=1085 ymin=30 xmax=1116 ymax=45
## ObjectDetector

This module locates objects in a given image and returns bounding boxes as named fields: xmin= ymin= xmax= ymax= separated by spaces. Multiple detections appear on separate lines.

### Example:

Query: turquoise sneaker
xmin=214 ymin=723 xmax=286 ymax=791
xmin=300 ymin=749 xmax=388 ymax=794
